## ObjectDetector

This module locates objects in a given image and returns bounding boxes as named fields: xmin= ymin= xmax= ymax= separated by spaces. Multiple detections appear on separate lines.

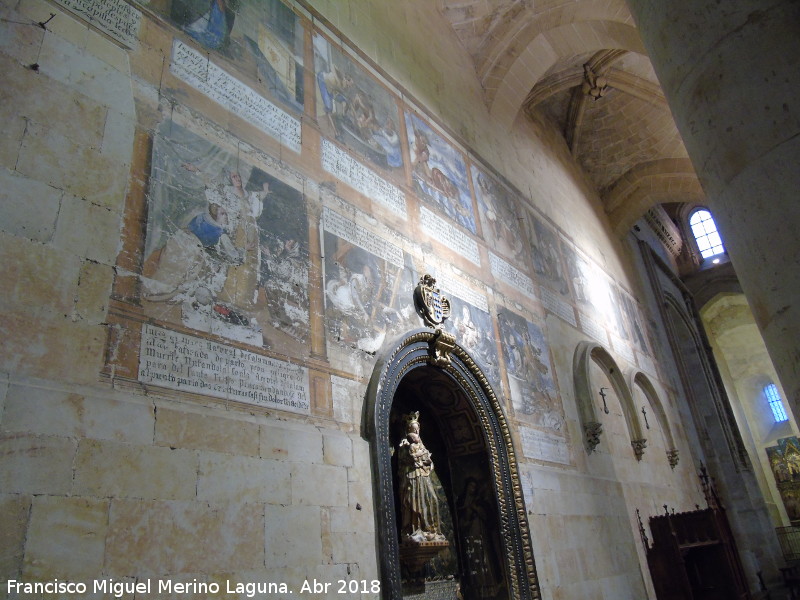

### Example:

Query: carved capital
xmin=667 ymin=449 xmax=679 ymax=469
xmin=429 ymin=328 xmax=456 ymax=367
xmin=631 ymin=438 xmax=648 ymax=461
xmin=584 ymin=421 xmax=603 ymax=453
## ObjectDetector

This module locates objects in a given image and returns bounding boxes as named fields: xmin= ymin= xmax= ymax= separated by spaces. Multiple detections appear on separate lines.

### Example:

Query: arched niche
xmin=573 ymin=341 xmax=647 ymax=459
xmin=628 ymin=369 xmax=680 ymax=468
xmin=365 ymin=328 xmax=540 ymax=600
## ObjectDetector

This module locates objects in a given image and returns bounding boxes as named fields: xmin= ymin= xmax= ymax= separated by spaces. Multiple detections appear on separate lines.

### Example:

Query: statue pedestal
xmin=399 ymin=538 xmax=449 ymax=571
xmin=399 ymin=538 xmax=450 ymax=588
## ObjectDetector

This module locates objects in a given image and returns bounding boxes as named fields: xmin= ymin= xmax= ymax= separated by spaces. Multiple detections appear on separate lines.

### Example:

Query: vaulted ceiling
xmin=438 ymin=0 xmax=705 ymax=235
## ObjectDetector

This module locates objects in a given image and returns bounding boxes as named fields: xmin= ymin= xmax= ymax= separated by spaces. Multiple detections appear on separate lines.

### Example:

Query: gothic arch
xmin=573 ymin=341 xmax=647 ymax=459
xmin=365 ymin=328 xmax=539 ymax=600
xmin=628 ymin=369 xmax=680 ymax=468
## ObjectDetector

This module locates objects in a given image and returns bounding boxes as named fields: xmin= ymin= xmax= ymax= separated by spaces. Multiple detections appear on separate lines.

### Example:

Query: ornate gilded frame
xmin=364 ymin=328 xmax=540 ymax=599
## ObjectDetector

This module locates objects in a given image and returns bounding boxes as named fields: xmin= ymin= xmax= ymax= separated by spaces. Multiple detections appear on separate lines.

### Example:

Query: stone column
xmin=624 ymin=0 xmax=800 ymax=417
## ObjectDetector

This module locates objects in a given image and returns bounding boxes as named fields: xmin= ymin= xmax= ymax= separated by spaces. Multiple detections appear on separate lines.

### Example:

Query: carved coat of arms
xmin=413 ymin=274 xmax=451 ymax=328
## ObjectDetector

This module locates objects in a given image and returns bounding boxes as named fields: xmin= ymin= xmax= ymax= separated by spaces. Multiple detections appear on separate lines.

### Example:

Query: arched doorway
xmin=365 ymin=329 xmax=540 ymax=599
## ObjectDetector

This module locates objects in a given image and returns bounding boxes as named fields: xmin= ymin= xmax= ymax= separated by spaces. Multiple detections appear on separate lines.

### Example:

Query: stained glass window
xmin=765 ymin=383 xmax=788 ymax=423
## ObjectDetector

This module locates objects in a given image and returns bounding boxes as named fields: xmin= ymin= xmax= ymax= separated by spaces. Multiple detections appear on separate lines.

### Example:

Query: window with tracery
xmin=765 ymin=383 xmax=788 ymax=423
xmin=689 ymin=209 xmax=725 ymax=258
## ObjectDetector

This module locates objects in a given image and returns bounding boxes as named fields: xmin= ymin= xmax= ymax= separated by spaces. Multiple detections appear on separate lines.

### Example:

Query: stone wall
xmin=0 ymin=0 xmax=709 ymax=598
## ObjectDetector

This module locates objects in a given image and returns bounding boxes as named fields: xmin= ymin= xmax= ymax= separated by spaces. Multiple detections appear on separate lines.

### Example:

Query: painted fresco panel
xmin=406 ymin=112 xmax=477 ymax=234
xmin=621 ymin=292 xmax=651 ymax=355
xmin=444 ymin=297 xmax=500 ymax=388
xmin=497 ymin=310 xmax=564 ymax=434
xmin=472 ymin=167 xmax=526 ymax=266
xmin=312 ymin=34 xmax=403 ymax=173
xmin=140 ymin=120 xmax=309 ymax=352
xmin=322 ymin=221 xmax=418 ymax=354
xmin=528 ymin=214 xmax=569 ymax=297
xmin=137 ymin=0 xmax=304 ymax=111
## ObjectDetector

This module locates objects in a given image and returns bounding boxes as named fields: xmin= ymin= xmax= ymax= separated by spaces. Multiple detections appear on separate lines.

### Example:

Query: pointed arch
xmin=573 ymin=341 xmax=646 ymax=458
xmin=365 ymin=328 xmax=540 ymax=599
xmin=629 ymin=369 xmax=680 ymax=468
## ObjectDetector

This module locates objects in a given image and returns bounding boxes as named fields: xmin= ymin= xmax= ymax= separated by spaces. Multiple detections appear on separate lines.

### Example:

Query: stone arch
xmin=629 ymin=369 xmax=680 ymax=468
xmin=365 ymin=328 xmax=540 ymax=599
xmin=573 ymin=340 xmax=646 ymax=458
xmin=603 ymin=158 xmax=704 ymax=235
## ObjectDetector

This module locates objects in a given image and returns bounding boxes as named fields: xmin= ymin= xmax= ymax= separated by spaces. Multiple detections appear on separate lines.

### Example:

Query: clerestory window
xmin=689 ymin=209 xmax=725 ymax=259
xmin=765 ymin=383 xmax=788 ymax=423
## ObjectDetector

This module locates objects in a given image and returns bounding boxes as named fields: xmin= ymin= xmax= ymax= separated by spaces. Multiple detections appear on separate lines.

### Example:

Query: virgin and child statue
xmin=397 ymin=412 xmax=446 ymax=544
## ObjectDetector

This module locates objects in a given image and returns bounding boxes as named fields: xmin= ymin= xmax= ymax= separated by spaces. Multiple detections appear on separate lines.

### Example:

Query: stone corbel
xmin=584 ymin=421 xmax=603 ymax=453
xmin=429 ymin=328 xmax=456 ymax=367
xmin=667 ymin=449 xmax=679 ymax=469
xmin=631 ymin=438 xmax=648 ymax=461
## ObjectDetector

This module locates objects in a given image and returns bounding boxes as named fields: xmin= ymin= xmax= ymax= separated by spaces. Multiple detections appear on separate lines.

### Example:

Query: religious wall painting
xmin=453 ymin=457 xmax=508 ymax=600
xmin=140 ymin=120 xmax=310 ymax=352
xmin=405 ymin=112 xmax=477 ymax=234
xmin=312 ymin=34 xmax=404 ymax=173
xmin=444 ymin=296 xmax=500 ymax=388
xmin=472 ymin=167 xmax=526 ymax=266
xmin=609 ymin=284 xmax=631 ymax=342
xmin=561 ymin=241 xmax=589 ymax=308
xmin=766 ymin=437 xmax=800 ymax=524
xmin=497 ymin=310 xmax=565 ymax=434
xmin=528 ymin=214 xmax=569 ymax=298
xmin=621 ymin=291 xmax=651 ymax=355
xmin=140 ymin=0 xmax=304 ymax=112
xmin=322 ymin=224 xmax=418 ymax=354
xmin=562 ymin=243 xmax=612 ymax=320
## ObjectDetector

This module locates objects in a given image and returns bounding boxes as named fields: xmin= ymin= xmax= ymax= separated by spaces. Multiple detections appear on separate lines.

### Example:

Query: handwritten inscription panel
xmin=490 ymin=252 xmax=536 ymax=300
xmin=520 ymin=427 xmax=570 ymax=465
xmin=321 ymin=140 xmax=407 ymax=218
xmin=170 ymin=40 xmax=301 ymax=153
xmin=53 ymin=0 xmax=141 ymax=47
xmin=139 ymin=324 xmax=310 ymax=414
xmin=420 ymin=206 xmax=480 ymax=266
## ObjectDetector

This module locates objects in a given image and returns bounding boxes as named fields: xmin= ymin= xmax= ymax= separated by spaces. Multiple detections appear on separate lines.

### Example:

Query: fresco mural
xmin=562 ymin=244 xmax=613 ymax=320
xmin=453 ymin=461 xmax=507 ymax=600
xmin=767 ymin=436 xmax=800 ymax=524
xmin=497 ymin=310 xmax=564 ymax=433
xmin=472 ymin=167 xmax=526 ymax=266
xmin=444 ymin=297 xmax=500 ymax=387
xmin=322 ymin=231 xmax=418 ymax=354
xmin=610 ymin=285 xmax=631 ymax=342
xmin=405 ymin=112 xmax=477 ymax=234
xmin=140 ymin=0 xmax=304 ymax=111
xmin=528 ymin=214 xmax=569 ymax=297
xmin=621 ymin=292 xmax=650 ymax=355
xmin=140 ymin=120 xmax=309 ymax=351
xmin=312 ymin=34 xmax=403 ymax=172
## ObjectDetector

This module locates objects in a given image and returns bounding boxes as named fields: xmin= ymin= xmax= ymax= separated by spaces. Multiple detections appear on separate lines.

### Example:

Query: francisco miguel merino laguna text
xmin=7 ymin=578 xmax=292 ymax=597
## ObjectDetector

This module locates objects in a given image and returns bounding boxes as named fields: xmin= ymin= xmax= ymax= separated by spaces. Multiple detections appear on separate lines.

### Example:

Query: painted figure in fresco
xmin=398 ymin=412 xmax=445 ymax=543
xmin=174 ymin=0 xmax=237 ymax=50
xmin=454 ymin=305 xmax=479 ymax=353
xmin=476 ymin=173 xmax=524 ymax=262
xmin=217 ymin=170 xmax=268 ymax=312
xmin=370 ymin=118 xmax=402 ymax=168
xmin=142 ymin=185 xmax=242 ymax=311
xmin=457 ymin=478 xmax=502 ymax=598
xmin=144 ymin=165 xmax=274 ymax=330
xmin=316 ymin=65 xmax=352 ymax=138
